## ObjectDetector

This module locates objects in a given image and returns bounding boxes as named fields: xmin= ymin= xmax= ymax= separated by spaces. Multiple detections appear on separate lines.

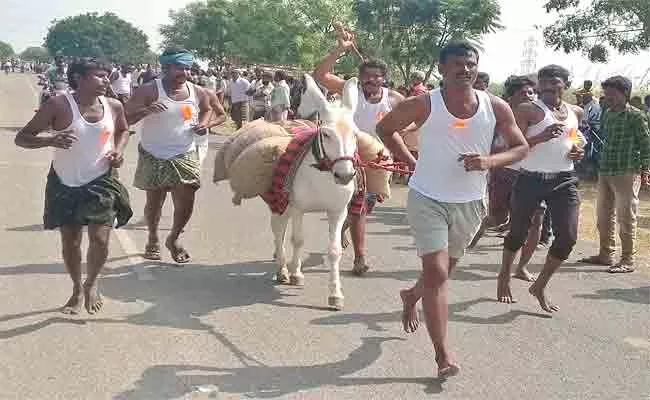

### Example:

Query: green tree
xmin=353 ymin=0 xmax=502 ymax=84
xmin=0 ymin=40 xmax=14 ymax=59
xmin=543 ymin=0 xmax=649 ymax=62
xmin=160 ymin=0 xmax=352 ymax=68
xmin=226 ymin=0 xmax=352 ymax=67
xmin=44 ymin=12 xmax=151 ymax=63
xmin=20 ymin=46 xmax=50 ymax=63
xmin=160 ymin=0 xmax=232 ymax=64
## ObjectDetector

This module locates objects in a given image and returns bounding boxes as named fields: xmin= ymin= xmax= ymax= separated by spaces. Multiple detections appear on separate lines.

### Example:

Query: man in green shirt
xmin=580 ymin=76 xmax=650 ymax=273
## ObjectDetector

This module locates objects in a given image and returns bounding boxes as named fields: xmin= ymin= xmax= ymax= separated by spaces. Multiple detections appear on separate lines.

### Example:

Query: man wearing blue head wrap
xmin=125 ymin=47 xmax=213 ymax=264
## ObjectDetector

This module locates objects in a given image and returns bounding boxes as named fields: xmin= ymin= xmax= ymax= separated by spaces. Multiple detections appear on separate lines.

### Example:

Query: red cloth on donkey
xmin=260 ymin=124 xmax=367 ymax=216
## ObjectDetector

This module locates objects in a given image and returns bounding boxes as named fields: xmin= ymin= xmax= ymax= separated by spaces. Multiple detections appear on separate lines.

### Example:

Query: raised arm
xmin=376 ymin=95 xmax=429 ymax=169
xmin=313 ymin=26 xmax=359 ymax=96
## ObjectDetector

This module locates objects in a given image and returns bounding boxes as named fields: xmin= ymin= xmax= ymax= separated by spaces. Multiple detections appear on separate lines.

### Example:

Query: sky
xmin=2 ymin=0 xmax=649 ymax=85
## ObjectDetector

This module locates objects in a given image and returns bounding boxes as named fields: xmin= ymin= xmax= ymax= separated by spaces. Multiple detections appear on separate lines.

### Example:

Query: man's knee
xmin=88 ymin=225 xmax=111 ymax=248
xmin=60 ymin=226 xmax=83 ymax=248
xmin=421 ymin=253 xmax=449 ymax=289
xmin=548 ymin=237 xmax=576 ymax=260
xmin=503 ymin=231 xmax=526 ymax=253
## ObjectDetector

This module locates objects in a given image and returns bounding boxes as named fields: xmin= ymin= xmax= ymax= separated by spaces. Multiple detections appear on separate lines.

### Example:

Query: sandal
xmin=607 ymin=264 xmax=635 ymax=274
xmin=578 ymin=255 xmax=613 ymax=266
xmin=170 ymin=248 xmax=191 ymax=264
xmin=143 ymin=244 xmax=161 ymax=260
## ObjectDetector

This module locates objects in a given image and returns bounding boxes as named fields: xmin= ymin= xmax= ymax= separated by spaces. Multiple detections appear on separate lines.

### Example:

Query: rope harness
xmin=308 ymin=121 xmax=413 ymax=175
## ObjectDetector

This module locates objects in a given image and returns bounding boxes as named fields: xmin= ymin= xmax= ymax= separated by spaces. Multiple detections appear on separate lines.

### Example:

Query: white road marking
xmin=24 ymin=74 xmax=39 ymax=102
xmin=623 ymin=337 xmax=650 ymax=351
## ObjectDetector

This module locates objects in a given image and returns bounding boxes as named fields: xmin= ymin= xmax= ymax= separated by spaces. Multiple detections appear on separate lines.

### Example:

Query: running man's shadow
xmin=311 ymin=297 xmax=551 ymax=332
xmin=574 ymin=286 xmax=650 ymax=305
xmin=0 ymin=253 xmax=338 ymax=340
xmin=115 ymin=336 xmax=444 ymax=400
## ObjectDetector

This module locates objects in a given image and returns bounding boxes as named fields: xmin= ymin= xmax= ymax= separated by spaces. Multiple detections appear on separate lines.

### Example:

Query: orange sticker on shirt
xmin=99 ymin=129 xmax=111 ymax=146
xmin=568 ymin=128 xmax=578 ymax=144
xmin=181 ymin=105 xmax=193 ymax=121
xmin=452 ymin=120 xmax=467 ymax=130
xmin=376 ymin=112 xmax=386 ymax=121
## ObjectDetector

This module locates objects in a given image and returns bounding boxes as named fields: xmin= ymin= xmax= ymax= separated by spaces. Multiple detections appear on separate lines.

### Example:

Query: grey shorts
xmin=407 ymin=190 xmax=485 ymax=259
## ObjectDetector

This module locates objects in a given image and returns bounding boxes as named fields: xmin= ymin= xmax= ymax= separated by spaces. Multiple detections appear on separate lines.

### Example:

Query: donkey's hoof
xmin=328 ymin=296 xmax=344 ymax=310
xmin=289 ymin=275 xmax=305 ymax=286
xmin=276 ymin=271 xmax=290 ymax=284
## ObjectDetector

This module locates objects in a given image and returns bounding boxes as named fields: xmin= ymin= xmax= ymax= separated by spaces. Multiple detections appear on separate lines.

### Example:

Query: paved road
xmin=0 ymin=73 xmax=648 ymax=400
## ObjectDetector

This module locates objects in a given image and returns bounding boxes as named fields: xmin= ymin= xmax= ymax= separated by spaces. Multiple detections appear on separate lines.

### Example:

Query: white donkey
xmin=271 ymin=74 xmax=360 ymax=310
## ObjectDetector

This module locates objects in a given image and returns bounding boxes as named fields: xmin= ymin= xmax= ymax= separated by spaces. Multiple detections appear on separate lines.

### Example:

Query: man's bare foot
xmin=497 ymin=274 xmax=516 ymax=303
xmin=435 ymin=355 xmax=460 ymax=379
xmin=83 ymin=283 xmax=104 ymax=315
xmin=529 ymin=283 xmax=558 ymax=313
xmin=61 ymin=289 xmax=82 ymax=315
xmin=513 ymin=268 xmax=537 ymax=282
xmin=352 ymin=256 xmax=370 ymax=276
xmin=400 ymin=289 xmax=419 ymax=333
xmin=165 ymin=236 xmax=191 ymax=264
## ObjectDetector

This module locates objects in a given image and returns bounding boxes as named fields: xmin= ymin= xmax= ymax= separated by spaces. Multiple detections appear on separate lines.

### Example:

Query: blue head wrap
xmin=159 ymin=52 xmax=194 ymax=67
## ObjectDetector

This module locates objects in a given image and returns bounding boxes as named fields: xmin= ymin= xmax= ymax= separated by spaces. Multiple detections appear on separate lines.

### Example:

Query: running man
xmin=377 ymin=43 xmax=529 ymax=378
xmin=313 ymin=24 xmax=406 ymax=275
xmin=110 ymin=64 xmax=133 ymax=104
xmin=15 ymin=58 xmax=133 ymax=314
xmin=125 ymin=48 xmax=212 ymax=263
xmin=497 ymin=65 xmax=585 ymax=312
xmin=468 ymin=76 xmax=542 ymax=282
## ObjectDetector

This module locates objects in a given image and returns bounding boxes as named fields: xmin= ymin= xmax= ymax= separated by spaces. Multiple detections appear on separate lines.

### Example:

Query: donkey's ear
xmin=303 ymin=73 xmax=327 ymax=107
xmin=342 ymin=77 xmax=359 ymax=114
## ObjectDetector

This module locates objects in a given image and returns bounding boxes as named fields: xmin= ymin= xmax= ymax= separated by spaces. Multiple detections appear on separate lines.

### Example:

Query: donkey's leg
xmin=271 ymin=212 xmax=290 ymax=284
xmin=326 ymin=209 xmax=348 ymax=310
xmin=288 ymin=212 xmax=305 ymax=286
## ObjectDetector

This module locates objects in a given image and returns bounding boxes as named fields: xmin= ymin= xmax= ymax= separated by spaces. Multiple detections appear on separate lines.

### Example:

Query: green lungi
xmin=133 ymin=145 xmax=201 ymax=191
xmin=43 ymin=166 xmax=133 ymax=230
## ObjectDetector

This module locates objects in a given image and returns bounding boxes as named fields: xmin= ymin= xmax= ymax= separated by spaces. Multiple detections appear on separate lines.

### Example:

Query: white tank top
xmin=353 ymin=87 xmax=392 ymax=140
xmin=112 ymin=72 xmax=132 ymax=95
xmin=52 ymin=93 xmax=114 ymax=187
xmin=409 ymin=89 xmax=496 ymax=203
xmin=140 ymin=79 xmax=199 ymax=159
xmin=519 ymin=99 xmax=584 ymax=173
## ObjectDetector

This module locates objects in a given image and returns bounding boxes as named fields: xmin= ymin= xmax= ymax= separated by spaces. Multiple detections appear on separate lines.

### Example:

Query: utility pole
xmin=520 ymin=36 xmax=538 ymax=75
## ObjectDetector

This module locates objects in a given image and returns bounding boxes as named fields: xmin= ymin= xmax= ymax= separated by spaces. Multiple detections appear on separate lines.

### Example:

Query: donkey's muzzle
xmin=334 ymin=171 xmax=356 ymax=185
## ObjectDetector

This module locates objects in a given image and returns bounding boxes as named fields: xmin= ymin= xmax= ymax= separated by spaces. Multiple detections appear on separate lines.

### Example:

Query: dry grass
xmin=579 ymin=180 xmax=650 ymax=268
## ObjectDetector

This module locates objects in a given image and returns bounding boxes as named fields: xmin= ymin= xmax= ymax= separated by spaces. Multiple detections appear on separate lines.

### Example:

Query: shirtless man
xmin=125 ymin=48 xmax=212 ymax=263
xmin=377 ymin=43 xmax=529 ymax=377
xmin=313 ymin=25 xmax=405 ymax=274
xmin=497 ymin=65 xmax=585 ymax=312
xmin=15 ymin=58 xmax=132 ymax=314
